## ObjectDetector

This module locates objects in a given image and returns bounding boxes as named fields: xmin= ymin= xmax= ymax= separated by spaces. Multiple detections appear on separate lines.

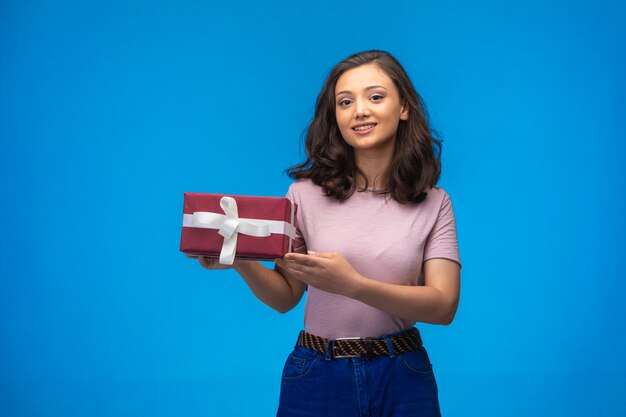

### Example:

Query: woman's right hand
xmin=186 ymin=254 xmax=303 ymax=313
xmin=185 ymin=254 xmax=255 ymax=271
xmin=185 ymin=254 xmax=234 ymax=270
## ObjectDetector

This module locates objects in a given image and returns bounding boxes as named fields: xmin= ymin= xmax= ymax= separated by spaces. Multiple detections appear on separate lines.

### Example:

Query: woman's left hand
xmin=274 ymin=251 xmax=363 ymax=297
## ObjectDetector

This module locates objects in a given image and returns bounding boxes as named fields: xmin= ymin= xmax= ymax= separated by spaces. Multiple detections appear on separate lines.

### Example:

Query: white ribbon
xmin=183 ymin=196 xmax=296 ymax=265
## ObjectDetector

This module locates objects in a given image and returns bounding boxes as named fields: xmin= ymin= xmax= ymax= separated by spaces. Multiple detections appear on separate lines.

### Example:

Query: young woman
xmin=192 ymin=50 xmax=461 ymax=417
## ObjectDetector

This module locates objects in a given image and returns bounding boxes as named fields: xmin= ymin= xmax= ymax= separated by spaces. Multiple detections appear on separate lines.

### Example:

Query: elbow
xmin=431 ymin=312 xmax=454 ymax=326
xmin=419 ymin=310 xmax=456 ymax=326
xmin=274 ymin=297 xmax=300 ymax=314
xmin=275 ymin=305 xmax=295 ymax=314
xmin=437 ymin=303 xmax=459 ymax=326
xmin=438 ymin=293 xmax=460 ymax=325
xmin=440 ymin=313 xmax=455 ymax=326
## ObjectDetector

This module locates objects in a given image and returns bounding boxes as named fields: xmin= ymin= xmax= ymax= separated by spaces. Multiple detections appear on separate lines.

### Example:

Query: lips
xmin=352 ymin=123 xmax=377 ymax=133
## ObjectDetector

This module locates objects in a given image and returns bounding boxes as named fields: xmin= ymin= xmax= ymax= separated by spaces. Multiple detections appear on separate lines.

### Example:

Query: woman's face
xmin=334 ymin=63 xmax=408 ymax=154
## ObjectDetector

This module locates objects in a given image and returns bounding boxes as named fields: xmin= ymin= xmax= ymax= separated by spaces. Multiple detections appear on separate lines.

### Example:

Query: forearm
xmin=349 ymin=277 xmax=458 ymax=325
xmin=234 ymin=261 xmax=303 ymax=313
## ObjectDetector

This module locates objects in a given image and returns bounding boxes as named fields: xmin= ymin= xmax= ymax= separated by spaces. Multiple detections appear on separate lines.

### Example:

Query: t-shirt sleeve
xmin=423 ymin=191 xmax=461 ymax=267
xmin=286 ymin=184 xmax=308 ymax=254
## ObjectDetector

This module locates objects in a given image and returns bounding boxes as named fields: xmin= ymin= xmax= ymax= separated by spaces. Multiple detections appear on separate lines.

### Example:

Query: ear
xmin=400 ymin=100 xmax=409 ymax=120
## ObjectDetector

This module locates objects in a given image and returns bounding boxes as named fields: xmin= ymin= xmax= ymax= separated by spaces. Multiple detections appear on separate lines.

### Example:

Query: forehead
xmin=335 ymin=63 xmax=395 ymax=94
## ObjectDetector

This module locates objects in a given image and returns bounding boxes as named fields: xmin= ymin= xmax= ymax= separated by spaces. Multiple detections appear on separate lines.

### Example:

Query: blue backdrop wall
xmin=1 ymin=1 xmax=625 ymax=416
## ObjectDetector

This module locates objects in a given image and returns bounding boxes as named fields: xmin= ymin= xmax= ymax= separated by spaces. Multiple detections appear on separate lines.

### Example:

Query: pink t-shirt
xmin=285 ymin=179 xmax=461 ymax=339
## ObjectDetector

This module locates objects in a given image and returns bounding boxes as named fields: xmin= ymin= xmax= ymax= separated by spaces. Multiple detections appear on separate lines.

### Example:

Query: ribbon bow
xmin=191 ymin=196 xmax=271 ymax=265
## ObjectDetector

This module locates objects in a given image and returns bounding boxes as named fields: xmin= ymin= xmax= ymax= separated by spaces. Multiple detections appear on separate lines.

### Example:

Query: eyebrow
xmin=335 ymin=85 xmax=388 ymax=97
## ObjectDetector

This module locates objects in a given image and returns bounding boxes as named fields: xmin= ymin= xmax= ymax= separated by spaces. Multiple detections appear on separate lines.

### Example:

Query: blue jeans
xmin=276 ymin=330 xmax=441 ymax=417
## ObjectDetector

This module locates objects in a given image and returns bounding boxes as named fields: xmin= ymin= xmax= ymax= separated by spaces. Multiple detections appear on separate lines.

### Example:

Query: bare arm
xmin=234 ymin=260 xmax=306 ymax=313
xmin=350 ymin=258 xmax=460 ymax=325
xmin=275 ymin=253 xmax=460 ymax=325
xmin=189 ymin=255 xmax=306 ymax=313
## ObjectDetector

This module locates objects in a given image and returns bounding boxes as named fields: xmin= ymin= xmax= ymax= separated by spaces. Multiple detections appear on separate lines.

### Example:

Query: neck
xmin=353 ymin=147 xmax=394 ymax=189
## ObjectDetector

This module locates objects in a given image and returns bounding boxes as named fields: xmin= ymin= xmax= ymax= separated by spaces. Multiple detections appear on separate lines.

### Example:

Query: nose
xmin=355 ymin=98 xmax=370 ymax=118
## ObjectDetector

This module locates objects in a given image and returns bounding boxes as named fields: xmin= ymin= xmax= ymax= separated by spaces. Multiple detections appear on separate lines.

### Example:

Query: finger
xmin=276 ymin=258 xmax=300 ymax=270
xmin=275 ymin=261 xmax=299 ymax=280
xmin=287 ymin=253 xmax=332 ymax=271
xmin=307 ymin=251 xmax=335 ymax=259
xmin=275 ymin=258 xmax=294 ymax=271
xmin=185 ymin=254 xmax=199 ymax=258
xmin=279 ymin=259 xmax=316 ymax=275
xmin=283 ymin=255 xmax=320 ymax=271
xmin=198 ymin=256 xmax=213 ymax=268
xmin=284 ymin=253 xmax=320 ymax=265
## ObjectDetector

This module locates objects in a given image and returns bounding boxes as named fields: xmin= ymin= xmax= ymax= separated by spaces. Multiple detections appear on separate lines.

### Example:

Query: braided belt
xmin=297 ymin=328 xmax=423 ymax=359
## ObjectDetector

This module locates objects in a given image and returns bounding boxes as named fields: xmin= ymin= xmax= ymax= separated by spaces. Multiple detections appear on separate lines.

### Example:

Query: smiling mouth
xmin=352 ymin=123 xmax=377 ymax=132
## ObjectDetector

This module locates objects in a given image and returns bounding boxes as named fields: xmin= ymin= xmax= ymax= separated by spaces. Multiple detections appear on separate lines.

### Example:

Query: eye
xmin=370 ymin=94 xmax=385 ymax=102
xmin=337 ymin=98 xmax=353 ymax=107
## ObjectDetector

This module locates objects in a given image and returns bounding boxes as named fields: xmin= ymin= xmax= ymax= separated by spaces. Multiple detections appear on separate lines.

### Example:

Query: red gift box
xmin=180 ymin=192 xmax=297 ymax=264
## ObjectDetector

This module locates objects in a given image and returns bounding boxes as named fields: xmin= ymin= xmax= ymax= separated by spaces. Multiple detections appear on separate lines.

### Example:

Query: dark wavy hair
xmin=287 ymin=50 xmax=442 ymax=204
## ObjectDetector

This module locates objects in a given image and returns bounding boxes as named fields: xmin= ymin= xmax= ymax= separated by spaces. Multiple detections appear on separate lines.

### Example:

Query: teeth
xmin=354 ymin=124 xmax=375 ymax=131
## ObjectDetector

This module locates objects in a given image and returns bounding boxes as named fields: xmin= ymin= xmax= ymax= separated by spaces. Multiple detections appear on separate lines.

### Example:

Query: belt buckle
xmin=331 ymin=337 xmax=361 ymax=359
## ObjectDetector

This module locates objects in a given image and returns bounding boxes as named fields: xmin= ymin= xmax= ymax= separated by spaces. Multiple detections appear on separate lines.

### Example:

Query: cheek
xmin=336 ymin=114 xmax=351 ymax=132
xmin=337 ymin=125 xmax=354 ymax=145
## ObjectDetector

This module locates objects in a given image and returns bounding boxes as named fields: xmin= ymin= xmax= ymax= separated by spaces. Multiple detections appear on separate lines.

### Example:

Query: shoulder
xmin=286 ymin=179 xmax=324 ymax=200
xmin=286 ymin=179 xmax=340 ymax=216
xmin=424 ymin=186 xmax=452 ymax=205
xmin=418 ymin=186 xmax=455 ymax=217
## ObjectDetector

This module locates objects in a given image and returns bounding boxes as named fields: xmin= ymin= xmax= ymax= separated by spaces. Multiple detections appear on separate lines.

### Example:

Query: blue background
xmin=1 ymin=1 xmax=625 ymax=416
